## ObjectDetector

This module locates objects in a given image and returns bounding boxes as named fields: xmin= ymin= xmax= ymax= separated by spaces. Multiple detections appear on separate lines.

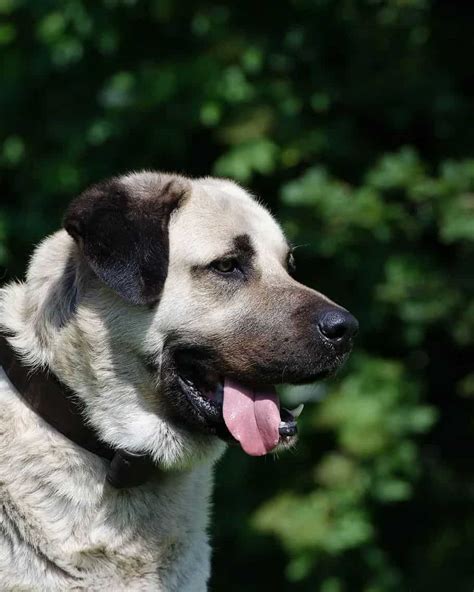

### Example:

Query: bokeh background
xmin=1 ymin=1 xmax=473 ymax=590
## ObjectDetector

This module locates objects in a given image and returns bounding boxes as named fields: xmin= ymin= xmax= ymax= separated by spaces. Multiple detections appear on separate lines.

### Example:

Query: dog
xmin=0 ymin=172 xmax=357 ymax=590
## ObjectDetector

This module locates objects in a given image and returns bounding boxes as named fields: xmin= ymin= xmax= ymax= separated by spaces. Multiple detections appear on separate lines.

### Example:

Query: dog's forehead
xmin=169 ymin=179 xmax=289 ymax=261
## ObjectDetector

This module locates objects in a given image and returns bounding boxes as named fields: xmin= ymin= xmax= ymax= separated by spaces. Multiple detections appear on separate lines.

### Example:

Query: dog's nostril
xmin=318 ymin=309 xmax=359 ymax=342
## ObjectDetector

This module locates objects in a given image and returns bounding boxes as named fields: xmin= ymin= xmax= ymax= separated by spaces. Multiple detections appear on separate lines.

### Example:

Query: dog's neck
xmin=0 ymin=365 xmax=215 ymax=589
xmin=0 ymin=332 xmax=157 ymax=489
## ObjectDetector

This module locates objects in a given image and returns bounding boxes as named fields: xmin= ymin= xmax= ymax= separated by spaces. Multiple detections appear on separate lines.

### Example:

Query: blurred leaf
xmin=214 ymin=139 xmax=277 ymax=181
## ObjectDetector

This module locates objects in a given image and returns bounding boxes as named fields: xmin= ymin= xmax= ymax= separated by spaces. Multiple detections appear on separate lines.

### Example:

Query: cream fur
xmin=0 ymin=173 xmax=311 ymax=590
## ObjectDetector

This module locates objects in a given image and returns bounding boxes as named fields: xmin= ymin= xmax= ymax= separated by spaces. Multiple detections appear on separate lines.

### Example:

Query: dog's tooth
xmin=289 ymin=403 xmax=304 ymax=419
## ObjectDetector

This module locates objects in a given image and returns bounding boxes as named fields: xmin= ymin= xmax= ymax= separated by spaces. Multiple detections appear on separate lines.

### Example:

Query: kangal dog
xmin=0 ymin=172 xmax=357 ymax=590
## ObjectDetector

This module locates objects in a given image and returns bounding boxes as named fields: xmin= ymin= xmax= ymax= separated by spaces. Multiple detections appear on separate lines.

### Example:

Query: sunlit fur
xmin=0 ymin=172 xmax=337 ymax=590
xmin=0 ymin=173 xmax=303 ymax=590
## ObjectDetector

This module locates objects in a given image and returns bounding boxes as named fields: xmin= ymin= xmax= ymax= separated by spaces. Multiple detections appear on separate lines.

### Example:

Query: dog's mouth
xmin=156 ymin=341 xmax=345 ymax=456
xmin=165 ymin=343 xmax=342 ymax=456
xmin=176 ymin=373 xmax=305 ymax=456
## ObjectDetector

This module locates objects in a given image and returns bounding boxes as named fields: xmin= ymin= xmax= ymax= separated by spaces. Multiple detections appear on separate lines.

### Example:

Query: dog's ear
xmin=64 ymin=175 xmax=189 ymax=305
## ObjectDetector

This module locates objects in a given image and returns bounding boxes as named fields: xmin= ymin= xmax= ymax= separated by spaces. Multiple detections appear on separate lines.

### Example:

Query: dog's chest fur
xmin=0 ymin=373 xmax=213 ymax=591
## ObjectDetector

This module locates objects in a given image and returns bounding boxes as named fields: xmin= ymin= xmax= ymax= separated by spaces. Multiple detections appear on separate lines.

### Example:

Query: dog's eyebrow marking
xmin=190 ymin=234 xmax=256 ymax=277
xmin=232 ymin=234 xmax=255 ymax=265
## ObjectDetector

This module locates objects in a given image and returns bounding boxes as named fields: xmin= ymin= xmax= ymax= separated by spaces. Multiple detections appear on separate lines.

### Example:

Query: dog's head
xmin=58 ymin=172 xmax=357 ymax=465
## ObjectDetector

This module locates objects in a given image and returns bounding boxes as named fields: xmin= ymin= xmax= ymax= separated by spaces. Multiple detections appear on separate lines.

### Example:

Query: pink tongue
xmin=222 ymin=378 xmax=280 ymax=456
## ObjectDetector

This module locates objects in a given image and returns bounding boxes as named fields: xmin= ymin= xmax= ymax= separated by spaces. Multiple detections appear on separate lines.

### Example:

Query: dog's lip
xmin=177 ymin=374 xmax=223 ymax=423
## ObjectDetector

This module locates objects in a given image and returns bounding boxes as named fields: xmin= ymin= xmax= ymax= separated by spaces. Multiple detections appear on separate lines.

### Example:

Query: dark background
xmin=1 ymin=1 xmax=473 ymax=590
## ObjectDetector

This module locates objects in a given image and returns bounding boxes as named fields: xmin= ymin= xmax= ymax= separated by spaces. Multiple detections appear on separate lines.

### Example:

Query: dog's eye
xmin=210 ymin=258 xmax=240 ymax=274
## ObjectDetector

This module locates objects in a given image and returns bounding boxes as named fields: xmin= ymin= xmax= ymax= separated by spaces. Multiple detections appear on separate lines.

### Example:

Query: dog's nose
xmin=317 ymin=309 xmax=359 ymax=343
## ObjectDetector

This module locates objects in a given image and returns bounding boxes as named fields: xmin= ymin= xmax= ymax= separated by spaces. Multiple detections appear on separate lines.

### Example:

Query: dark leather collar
xmin=0 ymin=332 xmax=156 ymax=488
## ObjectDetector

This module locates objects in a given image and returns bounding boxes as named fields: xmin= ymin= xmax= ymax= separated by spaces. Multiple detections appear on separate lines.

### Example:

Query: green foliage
xmin=1 ymin=1 xmax=473 ymax=590
xmin=255 ymin=356 xmax=436 ymax=585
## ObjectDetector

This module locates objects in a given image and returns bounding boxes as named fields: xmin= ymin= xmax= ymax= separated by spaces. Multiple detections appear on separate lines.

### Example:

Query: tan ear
xmin=64 ymin=175 xmax=189 ymax=304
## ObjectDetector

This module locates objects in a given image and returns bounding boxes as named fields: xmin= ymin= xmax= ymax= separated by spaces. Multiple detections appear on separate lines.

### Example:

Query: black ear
xmin=64 ymin=175 xmax=189 ymax=305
